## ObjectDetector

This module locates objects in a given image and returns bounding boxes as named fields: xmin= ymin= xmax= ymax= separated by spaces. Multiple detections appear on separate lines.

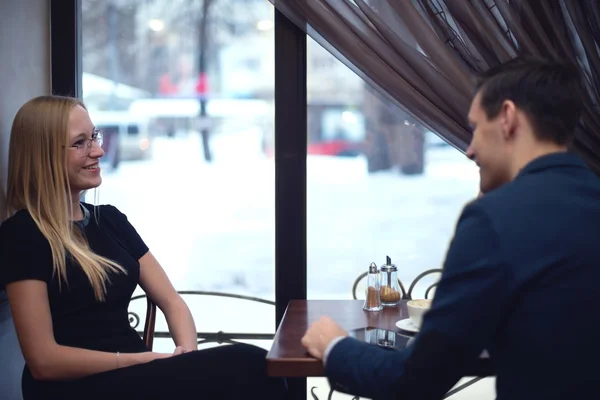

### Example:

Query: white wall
xmin=0 ymin=1 xmax=51 ymax=399
xmin=0 ymin=0 xmax=51 ymax=219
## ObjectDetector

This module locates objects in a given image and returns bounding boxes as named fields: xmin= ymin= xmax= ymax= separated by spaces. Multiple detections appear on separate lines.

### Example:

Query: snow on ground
xmin=97 ymin=130 xmax=479 ymax=355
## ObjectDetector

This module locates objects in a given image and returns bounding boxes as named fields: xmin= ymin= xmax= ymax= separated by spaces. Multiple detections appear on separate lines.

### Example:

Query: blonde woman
xmin=0 ymin=96 xmax=287 ymax=400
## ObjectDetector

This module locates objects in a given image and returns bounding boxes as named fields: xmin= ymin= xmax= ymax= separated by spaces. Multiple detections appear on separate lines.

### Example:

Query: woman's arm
xmin=138 ymin=251 xmax=198 ymax=350
xmin=6 ymin=280 xmax=172 ymax=381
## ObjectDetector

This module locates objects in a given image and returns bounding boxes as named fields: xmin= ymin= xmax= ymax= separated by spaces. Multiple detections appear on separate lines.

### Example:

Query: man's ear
xmin=500 ymin=100 xmax=517 ymax=140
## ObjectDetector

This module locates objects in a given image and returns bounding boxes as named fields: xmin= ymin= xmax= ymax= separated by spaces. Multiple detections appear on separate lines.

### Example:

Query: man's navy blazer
xmin=325 ymin=152 xmax=600 ymax=400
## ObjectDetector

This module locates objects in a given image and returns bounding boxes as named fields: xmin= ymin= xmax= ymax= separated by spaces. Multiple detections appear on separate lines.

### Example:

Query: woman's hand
xmin=173 ymin=346 xmax=196 ymax=355
xmin=135 ymin=346 xmax=194 ymax=366
xmin=136 ymin=351 xmax=173 ymax=365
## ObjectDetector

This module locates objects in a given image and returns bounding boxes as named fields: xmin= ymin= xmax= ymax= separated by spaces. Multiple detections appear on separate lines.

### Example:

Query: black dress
xmin=0 ymin=204 xmax=286 ymax=400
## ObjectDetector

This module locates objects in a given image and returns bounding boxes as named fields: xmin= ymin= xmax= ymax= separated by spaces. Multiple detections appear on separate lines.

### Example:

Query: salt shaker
xmin=376 ymin=328 xmax=396 ymax=349
xmin=363 ymin=262 xmax=383 ymax=311
xmin=379 ymin=256 xmax=401 ymax=307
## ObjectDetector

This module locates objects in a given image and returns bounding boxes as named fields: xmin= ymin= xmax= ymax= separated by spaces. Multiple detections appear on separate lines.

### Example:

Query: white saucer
xmin=396 ymin=318 xmax=419 ymax=333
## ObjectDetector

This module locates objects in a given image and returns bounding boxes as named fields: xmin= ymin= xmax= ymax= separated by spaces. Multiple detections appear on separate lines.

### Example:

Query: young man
xmin=302 ymin=57 xmax=600 ymax=400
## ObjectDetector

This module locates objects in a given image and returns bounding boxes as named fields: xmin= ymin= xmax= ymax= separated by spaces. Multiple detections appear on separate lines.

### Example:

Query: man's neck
xmin=511 ymin=143 xmax=568 ymax=180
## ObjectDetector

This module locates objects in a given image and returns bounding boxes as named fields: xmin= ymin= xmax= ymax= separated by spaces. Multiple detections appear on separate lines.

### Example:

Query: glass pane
xmin=81 ymin=0 xmax=275 ymax=353
xmin=306 ymin=35 xmax=484 ymax=397
xmin=306 ymin=36 xmax=479 ymax=301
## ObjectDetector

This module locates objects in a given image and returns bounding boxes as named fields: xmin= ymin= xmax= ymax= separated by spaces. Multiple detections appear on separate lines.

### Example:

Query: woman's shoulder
xmin=82 ymin=202 xmax=118 ymax=212
xmin=0 ymin=210 xmax=53 ymax=287
xmin=81 ymin=203 xmax=133 ymax=230
xmin=82 ymin=203 xmax=124 ymax=219
xmin=81 ymin=203 xmax=147 ymax=258
xmin=0 ymin=209 xmax=43 ymax=238
xmin=0 ymin=211 xmax=52 ymax=255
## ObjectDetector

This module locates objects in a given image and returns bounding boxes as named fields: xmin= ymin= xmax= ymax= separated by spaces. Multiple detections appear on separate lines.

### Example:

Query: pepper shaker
xmin=363 ymin=262 xmax=383 ymax=311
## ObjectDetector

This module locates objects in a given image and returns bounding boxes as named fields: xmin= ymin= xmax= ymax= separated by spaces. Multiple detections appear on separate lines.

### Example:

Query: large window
xmin=81 ymin=0 xmax=276 ymax=352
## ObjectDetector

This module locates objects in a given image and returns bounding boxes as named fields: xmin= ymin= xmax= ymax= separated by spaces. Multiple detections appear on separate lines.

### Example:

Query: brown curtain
xmin=271 ymin=0 xmax=600 ymax=174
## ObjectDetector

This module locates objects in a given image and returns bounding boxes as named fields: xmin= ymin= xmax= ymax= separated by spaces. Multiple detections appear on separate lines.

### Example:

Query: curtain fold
xmin=272 ymin=0 xmax=600 ymax=174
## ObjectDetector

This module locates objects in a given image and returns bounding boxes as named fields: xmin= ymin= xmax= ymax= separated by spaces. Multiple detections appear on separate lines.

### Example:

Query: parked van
xmin=89 ymin=111 xmax=153 ymax=170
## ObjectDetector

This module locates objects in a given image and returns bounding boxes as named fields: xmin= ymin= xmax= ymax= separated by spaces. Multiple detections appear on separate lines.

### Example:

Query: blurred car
xmin=90 ymin=111 xmax=153 ymax=170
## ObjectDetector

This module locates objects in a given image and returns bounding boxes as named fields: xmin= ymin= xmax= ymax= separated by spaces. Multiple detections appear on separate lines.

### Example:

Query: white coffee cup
xmin=406 ymin=299 xmax=432 ymax=328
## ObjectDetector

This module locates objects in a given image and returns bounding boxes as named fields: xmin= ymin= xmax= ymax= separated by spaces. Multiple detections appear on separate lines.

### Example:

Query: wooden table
xmin=267 ymin=299 xmax=412 ymax=377
xmin=268 ymin=300 xmax=493 ymax=400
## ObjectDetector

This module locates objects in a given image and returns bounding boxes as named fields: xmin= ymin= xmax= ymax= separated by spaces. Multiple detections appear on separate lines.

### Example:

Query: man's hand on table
xmin=301 ymin=316 xmax=349 ymax=361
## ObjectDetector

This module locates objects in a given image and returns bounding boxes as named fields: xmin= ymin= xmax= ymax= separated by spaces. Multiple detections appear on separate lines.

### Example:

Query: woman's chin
xmin=72 ymin=178 xmax=102 ymax=193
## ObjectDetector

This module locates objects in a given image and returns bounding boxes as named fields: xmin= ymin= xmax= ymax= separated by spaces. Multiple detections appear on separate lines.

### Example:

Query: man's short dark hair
xmin=476 ymin=56 xmax=584 ymax=145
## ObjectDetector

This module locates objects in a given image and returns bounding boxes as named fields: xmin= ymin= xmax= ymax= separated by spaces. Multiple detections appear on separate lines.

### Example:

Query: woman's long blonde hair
xmin=6 ymin=95 xmax=125 ymax=301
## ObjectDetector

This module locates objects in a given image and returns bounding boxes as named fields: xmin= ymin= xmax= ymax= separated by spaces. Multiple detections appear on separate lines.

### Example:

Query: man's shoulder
xmin=470 ymin=169 xmax=600 ymax=243
xmin=472 ymin=183 xmax=548 ymax=229
xmin=480 ymin=165 xmax=600 ymax=210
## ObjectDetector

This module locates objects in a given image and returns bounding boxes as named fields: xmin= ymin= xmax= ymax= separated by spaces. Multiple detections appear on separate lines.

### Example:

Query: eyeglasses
xmin=68 ymin=130 xmax=104 ymax=156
